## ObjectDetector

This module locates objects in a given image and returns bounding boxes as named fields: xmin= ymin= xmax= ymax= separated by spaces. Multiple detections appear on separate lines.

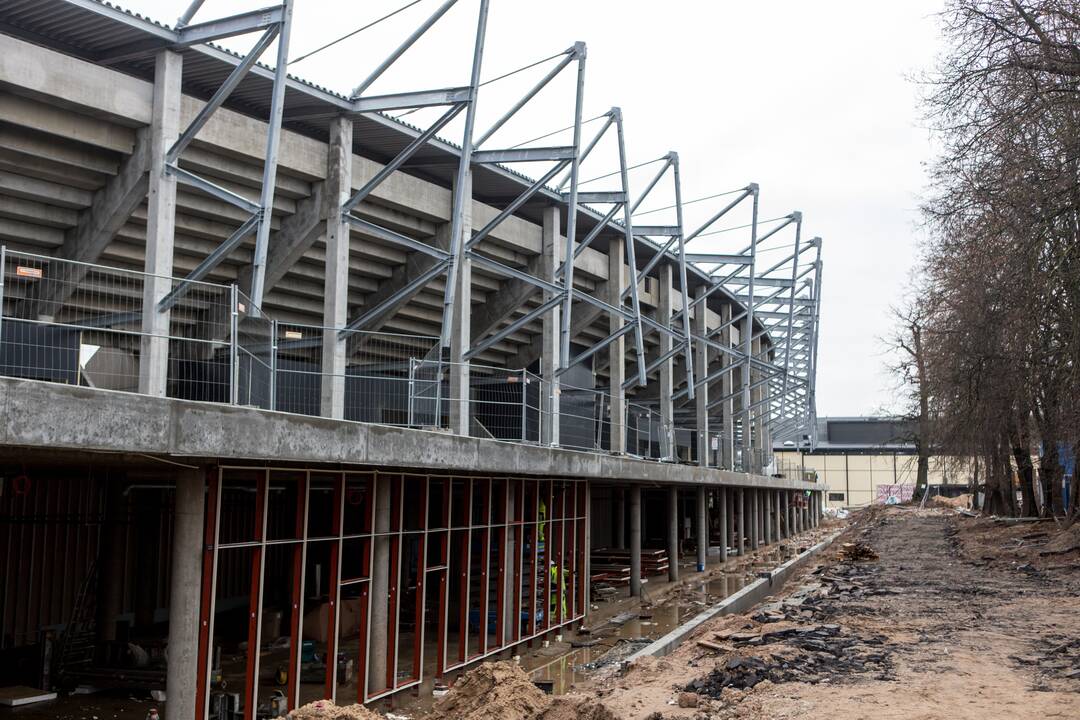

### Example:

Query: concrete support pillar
xmin=776 ymin=490 xmax=783 ymax=540
xmin=166 ymin=469 xmax=205 ymax=720
xmin=503 ymin=481 xmax=517 ymax=639
xmin=719 ymin=487 xmax=728 ymax=563
xmin=725 ymin=487 xmax=735 ymax=555
xmin=449 ymin=171 xmax=473 ymax=436
xmin=797 ymin=491 xmax=803 ymax=534
xmin=583 ymin=481 xmax=592 ymax=617
xmin=320 ymin=116 xmax=353 ymax=419
xmin=721 ymin=303 xmax=735 ymax=470
xmin=693 ymin=286 xmax=709 ymax=466
xmin=750 ymin=336 xmax=763 ymax=472
xmin=790 ymin=491 xmax=798 ymax=536
xmin=608 ymin=236 xmax=626 ymax=454
xmin=629 ymin=485 xmax=642 ymax=597
xmin=667 ymin=486 xmax=679 ymax=582
xmin=614 ymin=488 xmax=625 ymax=549
xmin=658 ymin=263 xmax=674 ymax=459
xmin=763 ymin=488 xmax=772 ymax=545
xmin=749 ymin=487 xmax=759 ymax=550
xmin=695 ymin=485 xmax=707 ymax=571
xmin=368 ymin=475 xmax=391 ymax=693
xmin=737 ymin=489 xmax=745 ymax=556
xmin=541 ymin=206 xmax=561 ymax=446
xmin=139 ymin=50 xmax=182 ymax=397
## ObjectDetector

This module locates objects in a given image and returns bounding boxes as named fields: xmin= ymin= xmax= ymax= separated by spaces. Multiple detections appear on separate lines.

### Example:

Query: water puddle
xmin=525 ymin=545 xmax=800 ymax=694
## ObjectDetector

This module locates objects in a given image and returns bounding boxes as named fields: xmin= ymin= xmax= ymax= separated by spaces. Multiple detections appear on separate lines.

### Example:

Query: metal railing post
xmin=229 ymin=283 xmax=239 ymax=405
xmin=435 ymin=358 xmax=444 ymax=429
xmin=269 ymin=318 xmax=278 ymax=411
xmin=520 ymin=368 xmax=527 ymax=443
xmin=408 ymin=356 xmax=416 ymax=425
xmin=0 ymin=246 xmax=6 ymax=349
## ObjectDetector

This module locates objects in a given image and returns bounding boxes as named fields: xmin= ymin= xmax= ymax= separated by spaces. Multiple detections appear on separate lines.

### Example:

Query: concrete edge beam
xmin=0 ymin=377 xmax=826 ymax=491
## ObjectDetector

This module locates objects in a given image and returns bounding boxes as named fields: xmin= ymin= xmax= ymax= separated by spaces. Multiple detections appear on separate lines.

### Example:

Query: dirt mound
xmin=288 ymin=700 xmax=383 ymax=719
xmin=430 ymin=661 xmax=550 ymax=720
xmin=933 ymin=493 xmax=972 ymax=509
xmin=540 ymin=696 xmax=619 ymax=720
xmin=1041 ymin=523 xmax=1080 ymax=555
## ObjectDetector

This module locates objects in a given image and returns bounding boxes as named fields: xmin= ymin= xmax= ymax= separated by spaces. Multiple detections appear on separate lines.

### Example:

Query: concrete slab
xmin=0 ymin=377 xmax=826 ymax=491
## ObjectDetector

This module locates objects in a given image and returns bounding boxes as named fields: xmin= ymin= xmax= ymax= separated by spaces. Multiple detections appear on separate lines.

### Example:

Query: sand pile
xmin=288 ymin=700 xmax=383 ymax=719
xmin=429 ymin=661 xmax=617 ymax=720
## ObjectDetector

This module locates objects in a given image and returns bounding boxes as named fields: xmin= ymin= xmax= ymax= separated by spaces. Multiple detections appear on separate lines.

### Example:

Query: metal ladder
xmin=56 ymin=559 xmax=99 ymax=685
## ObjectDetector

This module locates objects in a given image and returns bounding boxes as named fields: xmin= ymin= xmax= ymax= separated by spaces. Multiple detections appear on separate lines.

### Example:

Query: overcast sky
xmin=125 ymin=0 xmax=945 ymax=417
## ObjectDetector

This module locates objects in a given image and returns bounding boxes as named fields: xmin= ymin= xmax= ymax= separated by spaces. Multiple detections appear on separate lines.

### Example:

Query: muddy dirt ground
xmin=586 ymin=505 xmax=1080 ymax=719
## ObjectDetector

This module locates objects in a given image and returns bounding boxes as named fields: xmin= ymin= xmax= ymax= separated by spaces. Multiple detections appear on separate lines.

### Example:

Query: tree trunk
xmin=1011 ymin=427 xmax=1037 ymax=517
xmin=999 ymin=440 xmax=1018 ymax=517
xmin=970 ymin=457 xmax=981 ymax=511
xmin=982 ymin=451 xmax=999 ymax=516
xmin=1040 ymin=442 xmax=1064 ymax=517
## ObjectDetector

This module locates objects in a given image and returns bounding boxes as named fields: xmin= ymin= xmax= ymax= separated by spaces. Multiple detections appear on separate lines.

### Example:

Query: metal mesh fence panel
xmin=0 ymin=248 xmax=232 ymax=401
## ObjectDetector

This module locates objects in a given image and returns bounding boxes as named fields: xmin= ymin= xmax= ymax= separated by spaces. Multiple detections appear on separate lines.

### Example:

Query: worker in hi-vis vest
xmin=549 ymin=561 xmax=567 ymax=618
xmin=538 ymin=498 xmax=547 ymax=542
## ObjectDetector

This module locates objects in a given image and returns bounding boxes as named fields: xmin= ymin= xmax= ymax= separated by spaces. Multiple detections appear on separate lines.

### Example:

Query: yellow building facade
xmin=774 ymin=417 xmax=965 ymax=508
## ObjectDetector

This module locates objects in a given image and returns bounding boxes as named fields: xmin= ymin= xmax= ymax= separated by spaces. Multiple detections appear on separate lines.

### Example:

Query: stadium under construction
xmin=0 ymin=0 xmax=826 ymax=717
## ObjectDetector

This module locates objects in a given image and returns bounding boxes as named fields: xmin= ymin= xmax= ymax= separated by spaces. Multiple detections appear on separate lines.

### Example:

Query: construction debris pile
xmin=1010 ymin=636 xmax=1080 ymax=686
xmin=685 ymin=548 xmax=898 ymax=696
xmin=688 ymin=621 xmax=894 ymax=695
xmin=838 ymin=541 xmax=879 ymax=562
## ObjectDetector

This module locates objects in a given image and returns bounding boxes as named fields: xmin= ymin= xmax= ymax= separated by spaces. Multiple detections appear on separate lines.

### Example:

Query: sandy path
xmin=587 ymin=507 xmax=1080 ymax=719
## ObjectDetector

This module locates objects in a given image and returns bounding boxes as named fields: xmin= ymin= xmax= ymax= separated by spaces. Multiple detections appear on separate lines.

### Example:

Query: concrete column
xmin=791 ymin=491 xmax=800 ymax=535
xmin=718 ymin=487 xmax=728 ymax=563
xmin=503 ymin=481 xmax=516 ymax=639
xmin=629 ymin=485 xmax=642 ymax=597
xmin=695 ymin=485 xmax=707 ymax=571
xmin=658 ymin=263 xmax=674 ymax=459
xmin=139 ymin=50 xmax=182 ymax=396
xmin=614 ymin=488 xmax=625 ymax=549
xmin=582 ymin=481 xmax=592 ymax=617
xmin=693 ymin=286 xmax=709 ymax=466
xmin=368 ymin=475 xmax=391 ymax=693
xmin=166 ymin=469 xmax=205 ymax=720
xmin=667 ymin=486 xmax=679 ymax=582
xmin=725 ymin=487 xmax=734 ymax=554
xmin=541 ymin=206 xmax=561 ymax=446
xmin=749 ymin=488 xmax=759 ymax=550
xmin=760 ymin=490 xmax=768 ymax=546
xmin=776 ymin=490 xmax=783 ymax=540
xmin=608 ymin=236 xmax=626 ymax=453
xmin=751 ymin=336 xmax=763 ymax=472
xmin=320 ymin=116 xmax=353 ymax=419
xmin=449 ymin=171 xmax=473 ymax=436
xmin=721 ymin=303 xmax=735 ymax=470
xmin=737 ymin=489 xmax=745 ymax=556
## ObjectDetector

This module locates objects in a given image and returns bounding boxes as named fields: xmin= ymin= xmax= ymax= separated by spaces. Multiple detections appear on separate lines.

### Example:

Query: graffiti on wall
xmin=875 ymin=484 xmax=915 ymax=505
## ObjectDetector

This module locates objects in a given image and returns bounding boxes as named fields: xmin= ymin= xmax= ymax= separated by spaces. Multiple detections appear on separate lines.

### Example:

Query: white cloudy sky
xmin=125 ymin=0 xmax=945 ymax=417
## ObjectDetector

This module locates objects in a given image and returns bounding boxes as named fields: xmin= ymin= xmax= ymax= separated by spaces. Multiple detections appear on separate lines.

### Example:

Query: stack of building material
xmin=589 ymin=548 xmax=670 ymax=584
